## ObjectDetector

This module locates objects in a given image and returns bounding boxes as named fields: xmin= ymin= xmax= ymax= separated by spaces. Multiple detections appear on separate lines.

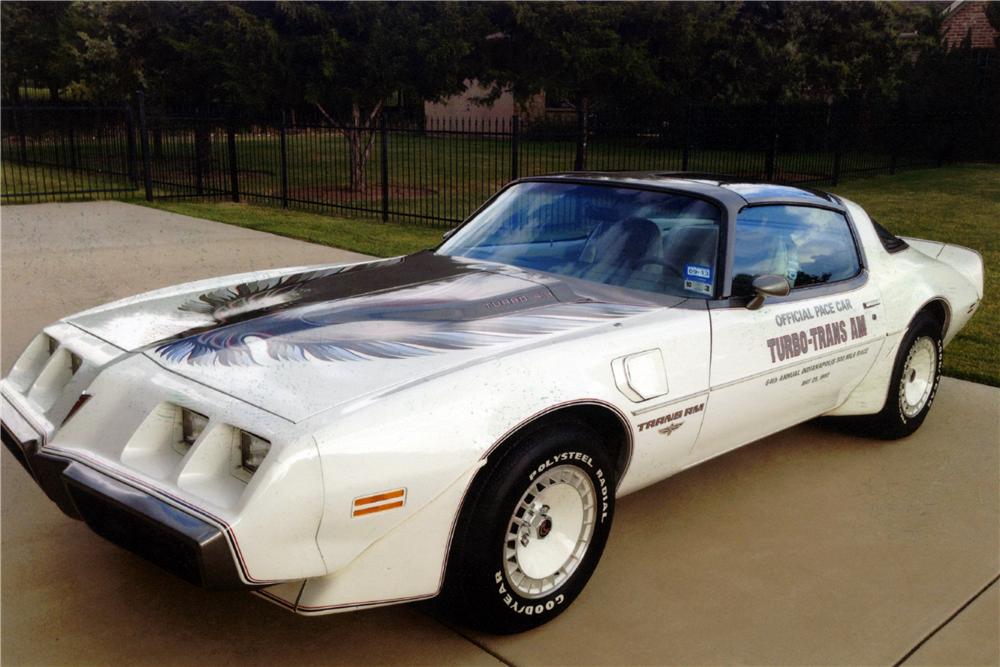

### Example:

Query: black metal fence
xmin=1 ymin=98 xmax=995 ymax=227
xmin=1 ymin=105 xmax=138 ymax=200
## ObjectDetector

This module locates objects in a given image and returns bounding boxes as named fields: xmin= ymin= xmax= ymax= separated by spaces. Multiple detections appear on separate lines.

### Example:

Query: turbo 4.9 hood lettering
xmin=69 ymin=253 xmax=661 ymax=421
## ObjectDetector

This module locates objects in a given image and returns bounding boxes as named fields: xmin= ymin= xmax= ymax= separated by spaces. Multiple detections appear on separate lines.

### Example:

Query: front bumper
xmin=2 ymin=396 xmax=253 ymax=591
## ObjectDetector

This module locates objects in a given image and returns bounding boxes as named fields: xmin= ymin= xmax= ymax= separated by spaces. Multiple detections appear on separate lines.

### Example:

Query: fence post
xmin=681 ymin=106 xmax=691 ymax=172
xmin=16 ymin=109 xmax=28 ymax=162
xmin=124 ymin=104 xmax=138 ymax=186
xmin=889 ymin=103 xmax=901 ymax=175
xmin=574 ymin=101 xmax=589 ymax=171
xmin=194 ymin=119 xmax=205 ymax=196
xmin=68 ymin=125 xmax=79 ymax=170
xmin=765 ymin=103 xmax=778 ymax=181
xmin=510 ymin=116 xmax=520 ymax=181
xmin=136 ymin=90 xmax=154 ymax=201
xmin=830 ymin=104 xmax=841 ymax=186
xmin=279 ymin=111 xmax=289 ymax=208
xmin=227 ymin=122 xmax=239 ymax=203
xmin=380 ymin=114 xmax=389 ymax=222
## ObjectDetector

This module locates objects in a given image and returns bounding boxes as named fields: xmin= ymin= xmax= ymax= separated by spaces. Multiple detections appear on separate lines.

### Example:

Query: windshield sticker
xmin=684 ymin=264 xmax=712 ymax=282
xmin=683 ymin=265 xmax=713 ymax=295
xmin=683 ymin=279 xmax=713 ymax=295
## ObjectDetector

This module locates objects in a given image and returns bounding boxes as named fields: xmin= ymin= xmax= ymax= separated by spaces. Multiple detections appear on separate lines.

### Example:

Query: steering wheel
xmin=632 ymin=257 xmax=683 ymax=278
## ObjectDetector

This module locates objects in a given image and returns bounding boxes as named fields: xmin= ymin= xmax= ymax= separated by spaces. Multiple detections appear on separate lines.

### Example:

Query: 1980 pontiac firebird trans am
xmin=2 ymin=173 xmax=984 ymax=633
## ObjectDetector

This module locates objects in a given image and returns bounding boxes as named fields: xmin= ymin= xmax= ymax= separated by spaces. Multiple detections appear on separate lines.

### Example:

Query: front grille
xmin=66 ymin=480 xmax=205 ymax=587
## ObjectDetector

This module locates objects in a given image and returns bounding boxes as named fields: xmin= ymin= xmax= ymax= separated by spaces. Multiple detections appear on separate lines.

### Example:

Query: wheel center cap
xmin=537 ymin=517 xmax=553 ymax=539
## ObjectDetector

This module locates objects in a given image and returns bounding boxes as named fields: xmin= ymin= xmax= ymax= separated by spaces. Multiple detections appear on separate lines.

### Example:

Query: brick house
xmin=423 ymin=80 xmax=548 ymax=128
xmin=421 ymin=79 xmax=572 ymax=129
xmin=941 ymin=0 xmax=998 ymax=49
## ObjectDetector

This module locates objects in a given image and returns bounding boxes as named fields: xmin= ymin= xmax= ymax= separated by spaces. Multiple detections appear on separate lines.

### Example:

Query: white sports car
xmin=2 ymin=173 xmax=984 ymax=633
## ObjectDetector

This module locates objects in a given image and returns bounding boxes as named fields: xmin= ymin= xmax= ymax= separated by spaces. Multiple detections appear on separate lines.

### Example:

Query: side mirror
xmin=746 ymin=274 xmax=791 ymax=310
xmin=442 ymin=228 xmax=458 ymax=241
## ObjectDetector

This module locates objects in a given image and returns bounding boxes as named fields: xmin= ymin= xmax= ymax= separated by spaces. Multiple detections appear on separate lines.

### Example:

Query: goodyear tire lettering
xmin=494 ymin=569 xmax=567 ymax=615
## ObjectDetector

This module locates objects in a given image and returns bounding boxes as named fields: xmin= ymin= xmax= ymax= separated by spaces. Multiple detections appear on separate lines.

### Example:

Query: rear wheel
xmin=862 ymin=313 xmax=943 ymax=439
xmin=439 ymin=421 xmax=615 ymax=634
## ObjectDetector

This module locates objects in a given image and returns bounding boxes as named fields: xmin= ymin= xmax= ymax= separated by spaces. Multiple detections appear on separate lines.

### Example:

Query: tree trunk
xmin=345 ymin=100 xmax=384 ymax=192
xmin=312 ymin=101 xmax=383 ymax=193
xmin=574 ymin=96 xmax=589 ymax=171
xmin=349 ymin=104 xmax=365 ymax=191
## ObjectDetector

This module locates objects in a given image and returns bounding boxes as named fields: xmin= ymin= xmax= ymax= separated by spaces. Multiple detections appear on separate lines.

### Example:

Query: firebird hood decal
xmin=155 ymin=272 xmax=651 ymax=366
xmin=68 ymin=252 xmax=669 ymax=421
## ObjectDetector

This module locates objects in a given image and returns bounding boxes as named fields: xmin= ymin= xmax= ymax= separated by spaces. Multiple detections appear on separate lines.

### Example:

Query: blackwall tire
xmin=863 ymin=313 xmax=943 ymax=440
xmin=439 ymin=421 xmax=615 ymax=634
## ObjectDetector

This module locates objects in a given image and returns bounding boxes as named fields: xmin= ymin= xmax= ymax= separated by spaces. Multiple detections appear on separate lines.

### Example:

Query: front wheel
xmin=439 ymin=421 xmax=615 ymax=634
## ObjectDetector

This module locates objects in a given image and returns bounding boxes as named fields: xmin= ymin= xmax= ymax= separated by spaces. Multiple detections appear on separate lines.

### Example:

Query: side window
xmin=731 ymin=205 xmax=861 ymax=296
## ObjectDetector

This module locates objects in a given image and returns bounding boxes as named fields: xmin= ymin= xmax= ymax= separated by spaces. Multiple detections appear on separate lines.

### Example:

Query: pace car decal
xmin=155 ymin=272 xmax=656 ymax=366
xmin=765 ymin=315 xmax=868 ymax=364
xmin=772 ymin=298 xmax=854 ymax=327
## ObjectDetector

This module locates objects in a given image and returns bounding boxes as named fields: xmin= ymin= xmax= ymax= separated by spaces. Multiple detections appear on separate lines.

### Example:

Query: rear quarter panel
xmin=843 ymin=199 xmax=980 ymax=344
xmin=827 ymin=200 xmax=981 ymax=416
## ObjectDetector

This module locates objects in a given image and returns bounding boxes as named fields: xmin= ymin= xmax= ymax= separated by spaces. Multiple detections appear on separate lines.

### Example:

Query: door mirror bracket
xmin=746 ymin=274 xmax=791 ymax=310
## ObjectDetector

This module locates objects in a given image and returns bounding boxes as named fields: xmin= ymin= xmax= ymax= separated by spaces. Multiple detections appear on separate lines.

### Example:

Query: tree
xmin=1 ymin=2 xmax=80 ymax=102
xmin=628 ymin=2 xmax=740 ymax=113
xmin=471 ymin=2 xmax=661 ymax=169
xmin=69 ymin=2 xmax=284 ymax=111
xmin=277 ymin=2 xmax=475 ymax=190
xmin=68 ymin=2 xmax=286 ymax=172
xmin=709 ymin=2 xmax=938 ymax=106
xmin=986 ymin=2 xmax=1000 ymax=48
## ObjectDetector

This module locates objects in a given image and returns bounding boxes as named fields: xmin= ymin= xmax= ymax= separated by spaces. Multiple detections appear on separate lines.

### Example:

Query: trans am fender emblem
xmin=658 ymin=421 xmax=684 ymax=436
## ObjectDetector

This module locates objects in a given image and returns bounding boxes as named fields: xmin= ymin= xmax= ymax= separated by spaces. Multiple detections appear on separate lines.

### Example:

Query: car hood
xmin=69 ymin=252 xmax=667 ymax=422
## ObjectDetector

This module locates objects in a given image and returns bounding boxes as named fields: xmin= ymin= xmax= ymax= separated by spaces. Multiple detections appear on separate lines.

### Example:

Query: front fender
xmin=300 ymin=336 xmax=640 ymax=610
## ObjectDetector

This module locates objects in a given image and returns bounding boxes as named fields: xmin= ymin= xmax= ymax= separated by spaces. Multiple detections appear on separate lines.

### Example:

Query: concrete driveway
xmin=2 ymin=202 xmax=997 ymax=666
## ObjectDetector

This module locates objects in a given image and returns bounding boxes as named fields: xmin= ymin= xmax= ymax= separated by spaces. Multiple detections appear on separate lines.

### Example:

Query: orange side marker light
xmin=352 ymin=488 xmax=406 ymax=517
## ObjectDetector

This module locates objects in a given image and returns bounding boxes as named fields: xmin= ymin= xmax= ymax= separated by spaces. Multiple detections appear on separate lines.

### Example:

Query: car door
xmin=693 ymin=203 xmax=886 ymax=462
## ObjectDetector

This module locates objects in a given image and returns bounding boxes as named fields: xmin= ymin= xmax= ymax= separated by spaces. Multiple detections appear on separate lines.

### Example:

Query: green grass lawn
xmin=139 ymin=199 xmax=444 ymax=258
xmin=833 ymin=164 xmax=999 ymax=387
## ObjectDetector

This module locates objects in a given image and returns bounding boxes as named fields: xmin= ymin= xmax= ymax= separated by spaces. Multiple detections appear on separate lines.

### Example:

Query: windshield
xmin=438 ymin=181 xmax=722 ymax=298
